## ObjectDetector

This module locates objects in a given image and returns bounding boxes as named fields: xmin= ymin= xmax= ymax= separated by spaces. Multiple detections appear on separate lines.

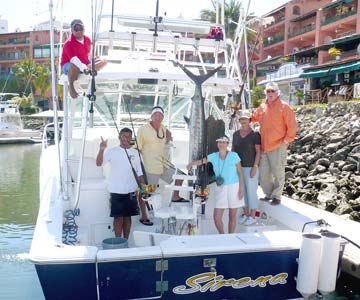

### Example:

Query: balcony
xmin=264 ymin=16 xmax=285 ymax=29
xmin=288 ymin=23 xmax=316 ymax=38
xmin=0 ymin=53 xmax=26 ymax=61
xmin=321 ymin=8 xmax=357 ymax=26
xmin=323 ymin=48 xmax=359 ymax=63
xmin=264 ymin=35 xmax=284 ymax=47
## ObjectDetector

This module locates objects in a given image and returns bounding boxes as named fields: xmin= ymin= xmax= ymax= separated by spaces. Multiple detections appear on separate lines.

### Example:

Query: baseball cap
xmin=265 ymin=82 xmax=279 ymax=91
xmin=216 ymin=136 xmax=229 ymax=143
xmin=239 ymin=110 xmax=251 ymax=120
xmin=71 ymin=19 xmax=84 ymax=31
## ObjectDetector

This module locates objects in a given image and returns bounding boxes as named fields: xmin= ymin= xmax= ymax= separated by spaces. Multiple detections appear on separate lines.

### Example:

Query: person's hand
xmin=166 ymin=129 xmax=172 ymax=144
xmin=282 ymin=140 xmax=289 ymax=148
xmin=99 ymin=136 xmax=107 ymax=150
xmin=186 ymin=162 xmax=193 ymax=171
xmin=250 ymin=167 xmax=257 ymax=178
xmin=238 ymin=187 xmax=244 ymax=200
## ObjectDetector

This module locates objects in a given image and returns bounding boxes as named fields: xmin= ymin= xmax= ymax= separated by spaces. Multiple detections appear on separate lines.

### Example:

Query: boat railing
xmin=42 ymin=122 xmax=63 ymax=149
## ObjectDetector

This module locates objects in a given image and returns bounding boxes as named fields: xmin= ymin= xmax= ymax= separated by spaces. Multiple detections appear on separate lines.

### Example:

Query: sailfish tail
xmin=173 ymin=61 xmax=223 ymax=85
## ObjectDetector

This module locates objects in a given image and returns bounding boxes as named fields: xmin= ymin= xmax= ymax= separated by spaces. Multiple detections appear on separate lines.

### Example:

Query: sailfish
xmin=174 ymin=61 xmax=225 ymax=189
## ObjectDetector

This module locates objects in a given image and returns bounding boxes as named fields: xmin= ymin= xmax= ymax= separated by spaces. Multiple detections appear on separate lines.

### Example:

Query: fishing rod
xmin=123 ymin=96 xmax=149 ymax=185
xmin=229 ymin=23 xmax=261 ymax=130
xmin=88 ymin=0 xmax=98 ymax=127
xmin=155 ymin=157 xmax=187 ymax=176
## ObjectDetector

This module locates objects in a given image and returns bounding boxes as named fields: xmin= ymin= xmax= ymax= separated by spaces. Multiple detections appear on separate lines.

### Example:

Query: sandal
xmin=139 ymin=219 xmax=154 ymax=226
xmin=171 ymin=197 xmax=190 ymax=203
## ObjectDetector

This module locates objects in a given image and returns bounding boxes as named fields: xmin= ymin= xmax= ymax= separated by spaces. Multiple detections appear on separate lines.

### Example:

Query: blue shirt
xmin=208 ymin=151 xmax=241 ymax=185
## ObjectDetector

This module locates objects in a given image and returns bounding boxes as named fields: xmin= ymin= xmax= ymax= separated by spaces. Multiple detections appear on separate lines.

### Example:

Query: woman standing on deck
xmin=232 ymin=110 xmax=261 ymax=226
xmin=187 ymin=136 xmax=244 ymax=234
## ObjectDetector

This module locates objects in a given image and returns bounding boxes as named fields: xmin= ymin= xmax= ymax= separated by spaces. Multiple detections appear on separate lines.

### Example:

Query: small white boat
xmin=30 ymin=1 xmax=360 ymax=300
xmin=0 ymin=94 xmax=41 ymax=144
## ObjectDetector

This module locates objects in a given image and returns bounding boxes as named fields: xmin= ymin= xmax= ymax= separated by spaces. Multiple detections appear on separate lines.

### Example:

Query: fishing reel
xmin=137 ymin=184 xmax=158 ymax=199
xmin=230 ymin=103 xmax=241 ymax=110
xmin=196 ymin=185 xmax=210 ymax=200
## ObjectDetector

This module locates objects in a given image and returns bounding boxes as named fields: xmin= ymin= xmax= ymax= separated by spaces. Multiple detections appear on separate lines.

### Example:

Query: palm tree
xmin=12 ymin=55 xmax=37 ymax=98
xmin=33 ymin=61 xmax=51 ymax=100
xmin=200 ymin=0 xmax=241 ymax=40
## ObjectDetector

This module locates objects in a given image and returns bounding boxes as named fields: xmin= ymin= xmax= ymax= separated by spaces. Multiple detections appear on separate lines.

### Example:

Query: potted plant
xmin=328 ymin=47 xmax=341 ymax=60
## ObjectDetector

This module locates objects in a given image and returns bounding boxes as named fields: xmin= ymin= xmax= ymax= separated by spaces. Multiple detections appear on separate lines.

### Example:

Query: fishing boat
xmin=0 ymin=93 xmax=41 ymax=144
xmin=30 ymin=1 xmax=360 ymax=300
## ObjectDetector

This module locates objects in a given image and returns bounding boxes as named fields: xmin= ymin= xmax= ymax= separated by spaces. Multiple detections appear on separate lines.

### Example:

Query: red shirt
xmin=60 ymin=34 xmax=91 ymax=67
xmin=252 ymin=97 xmax=297 ymax=152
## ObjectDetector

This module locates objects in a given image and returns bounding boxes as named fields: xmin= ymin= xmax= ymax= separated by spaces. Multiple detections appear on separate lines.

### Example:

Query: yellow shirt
xmin=137 ymin=123 xmax=167 ymax=174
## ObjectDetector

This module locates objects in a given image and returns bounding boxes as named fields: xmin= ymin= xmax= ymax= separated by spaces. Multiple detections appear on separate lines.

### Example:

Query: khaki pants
xmin=259 ymin=144 xmax=287 ymax=200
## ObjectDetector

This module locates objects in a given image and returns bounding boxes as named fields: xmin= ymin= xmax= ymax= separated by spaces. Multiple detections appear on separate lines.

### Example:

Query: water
xmin=0 ymin=143 xmax=359 ymax=300
xmin=0 ymin=144 xmax=45 ymax=300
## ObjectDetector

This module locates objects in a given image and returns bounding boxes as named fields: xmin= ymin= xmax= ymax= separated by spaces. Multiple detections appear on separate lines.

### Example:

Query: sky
xmin=1 ymin=0 xmax=289 ymax=33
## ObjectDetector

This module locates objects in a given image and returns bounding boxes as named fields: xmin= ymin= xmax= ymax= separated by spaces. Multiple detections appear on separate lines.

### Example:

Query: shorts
xmin=110 ymin=192 xmax=139 ymax=217
xmin=214 ymin=182 xmax=244 ymax=209
xmin=146 ymin=167 xmax=174 ymax=185
xmin=62 ymin=62 xmax=70 ymax=75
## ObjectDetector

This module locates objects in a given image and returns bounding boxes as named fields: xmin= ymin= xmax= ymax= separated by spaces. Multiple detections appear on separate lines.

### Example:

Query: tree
xmin=32 ymin=61 xmax=51 ymax=99
xmin=200 ymin=0 xmax=241 ymax=40
xmin=12 ymin=55 xmax=37 ymax=98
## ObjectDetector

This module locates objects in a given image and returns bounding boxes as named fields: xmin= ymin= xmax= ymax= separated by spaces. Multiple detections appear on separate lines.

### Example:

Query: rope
xmin=62 ymin=208 xmax=80 ymax=245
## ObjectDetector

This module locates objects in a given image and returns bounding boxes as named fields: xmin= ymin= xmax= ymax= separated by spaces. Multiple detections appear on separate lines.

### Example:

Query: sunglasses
xmin=266 ymin=89 xmax=276 ymax=93
xmin=73 ymin=26 xmax=84 ymax=32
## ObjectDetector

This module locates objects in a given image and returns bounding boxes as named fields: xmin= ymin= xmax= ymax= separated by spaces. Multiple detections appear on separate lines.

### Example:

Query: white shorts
xmin=214 ymin=182 xmax=244 ymax=209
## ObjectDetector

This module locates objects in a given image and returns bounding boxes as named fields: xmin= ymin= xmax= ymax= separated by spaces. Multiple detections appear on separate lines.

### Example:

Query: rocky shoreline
xmin=285 ymin=102 xmax=360 ymax=222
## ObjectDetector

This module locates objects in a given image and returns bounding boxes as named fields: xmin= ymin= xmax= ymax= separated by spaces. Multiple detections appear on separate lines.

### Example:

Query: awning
xmin=300 ymin=60 xmax=360 ymax=78
xmin=328 ymin=60 xmax=360 ymax=74
xmin=300 ymin=68 xmax=331 ymax=78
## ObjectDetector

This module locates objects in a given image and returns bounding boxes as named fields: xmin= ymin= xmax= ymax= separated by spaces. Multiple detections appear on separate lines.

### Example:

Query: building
xmin=256 ymin=0 xmax=360 ymax=103
xmin=0 ymin=27 xmax=68 ymax=108
xmin=0 ymin=30 xmax=63 ymax=75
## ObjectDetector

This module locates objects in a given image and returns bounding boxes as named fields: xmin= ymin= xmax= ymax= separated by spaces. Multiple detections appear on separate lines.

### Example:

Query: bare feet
xmin=69 ymin=83 xmax=78 ymax=99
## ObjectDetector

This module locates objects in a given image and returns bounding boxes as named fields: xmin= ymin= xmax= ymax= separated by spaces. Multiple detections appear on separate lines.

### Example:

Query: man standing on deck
xmin=61 ymin=19 xmax=107 ymax=99
xmin=96 ymin=127 xmax=143 ymax=239
xmin=251 ymin=82 xmax=297 ymax=205
xmin=136 ymin=106 xmax=184 ymax=226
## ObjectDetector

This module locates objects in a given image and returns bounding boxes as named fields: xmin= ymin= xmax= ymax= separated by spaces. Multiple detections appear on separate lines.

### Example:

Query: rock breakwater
xmin=285 ymin=102 xmax=360 ymax=222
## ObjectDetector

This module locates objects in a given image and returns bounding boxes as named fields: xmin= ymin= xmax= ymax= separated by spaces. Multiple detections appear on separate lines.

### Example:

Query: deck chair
xmin=146 ymin=164 xmax=201 ymax=234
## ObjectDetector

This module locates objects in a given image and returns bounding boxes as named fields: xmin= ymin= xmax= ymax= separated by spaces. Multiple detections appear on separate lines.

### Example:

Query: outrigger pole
xmin=48 ymin=0 xmax=64 ymax=193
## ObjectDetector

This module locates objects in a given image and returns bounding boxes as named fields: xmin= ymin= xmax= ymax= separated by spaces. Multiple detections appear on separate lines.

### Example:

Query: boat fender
xmin=296 ymin=233 xmax=322 ymax=299
xmin=318 ymin=232 xmax=341 ymax=295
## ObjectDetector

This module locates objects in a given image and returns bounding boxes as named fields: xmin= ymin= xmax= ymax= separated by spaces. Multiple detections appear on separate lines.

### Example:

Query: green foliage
xmin=32 ymin=61 xmax=51 ymax=98
xmin=12 ymin=54 xmax=37 ymax=96
xmin=12 ymin=94 xmax=38 ymax=113
xmin=12 ymin=56 xmax=51 ymax=109
xmin=200 ymin=0 xmax=241 ymax=40
xmin=251 ymin=86 xmax=264 ymax=108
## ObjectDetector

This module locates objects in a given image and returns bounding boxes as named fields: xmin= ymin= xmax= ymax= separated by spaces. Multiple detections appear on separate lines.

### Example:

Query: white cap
xmin=151 ymin=106 xmax=164 ymax=116
xmin=265 ymin=82 xmax=279 ymax=91
xmin=216 ymin=136 xmax=229 ymax=143
xmin=239 ymin=110 xmax=251 ymax=119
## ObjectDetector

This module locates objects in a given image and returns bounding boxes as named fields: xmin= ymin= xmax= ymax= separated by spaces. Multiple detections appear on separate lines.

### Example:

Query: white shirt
xmin=103 ymin=146 xmax=143 ymax=194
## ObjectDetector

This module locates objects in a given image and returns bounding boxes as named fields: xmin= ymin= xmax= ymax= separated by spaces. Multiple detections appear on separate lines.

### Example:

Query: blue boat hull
xmin=35 ymin=249 xmax=302 ymax=300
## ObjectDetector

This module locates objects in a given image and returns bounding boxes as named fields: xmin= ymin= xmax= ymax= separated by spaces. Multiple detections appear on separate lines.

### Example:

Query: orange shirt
xmin=252 ymin=97 xmax=297 ymax=152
